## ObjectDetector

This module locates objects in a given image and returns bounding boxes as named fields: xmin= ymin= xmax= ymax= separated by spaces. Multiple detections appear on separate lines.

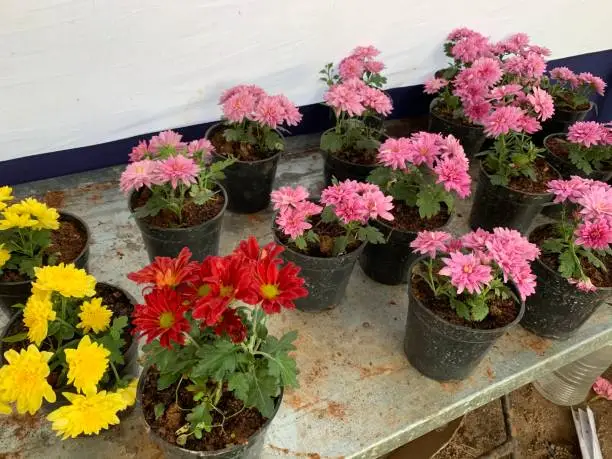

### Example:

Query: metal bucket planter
xmin=522 ymin=233 xmax=612 ymax=340
xmin=404 ymin=261 xmax=525 ymax=381
xmin=206 ymin=123 xmax=282 ymax=214
xmin=130 ymin=186 xmax=227 ymax=263
xmin=274 ymin=232 xmax=364 ymax=312
xmin=428 ymin=100 xmax=486 ymax=157
xmin=0 ymin=282 xmax=139 ymax=412
xmin=138 ymin=367 xmax=283 ymax=459
xmin=0 ymin=212 xmax=90 ymax=316
xmin=358 ymin=213 xmax=452 ymax=286
xmin=469 ymin=161 xmax=557 ymax=234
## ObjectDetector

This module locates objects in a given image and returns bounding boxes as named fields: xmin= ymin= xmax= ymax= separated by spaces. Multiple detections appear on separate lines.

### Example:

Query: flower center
xmin=197 ymin=284 xmax=211 ymax=297
xmin=220 ymin=284 xmax=234 ymax=298
xmin=463 ymin=264 xmax=473 ymax=274
xmin=260 ymin=284 xmax=280 ymax=300
xmin=158 ymin=311 xmax=175 ymax=329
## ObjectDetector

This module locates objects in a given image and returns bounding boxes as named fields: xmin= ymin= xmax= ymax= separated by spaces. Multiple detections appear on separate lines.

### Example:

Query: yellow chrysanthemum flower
xmin=115 ymin=378 xmax=138 ymax=407
xmin=23 ymin=289 xmax=56 ymax=346
xmin=47 ymin=390 xmax=126 ymax=439
xmin=65 ymin=336 xmax=110 ymax=395
xmin=12 ymin=198 xmax=60 ymax=231
xmin=76 ymin=297 xmax=112 ymax=333
xmin=0 ymin=207 xmax=38 ymax=230
xmin=0 ymin=244 xmax=10 ymax=269
xmin=32 ymin=263 xmax=96 ymax=298
xmin=0 ymin=186 xmax=13 ymax=211
xmin=0 ymin=345 xmax=56 ymax=415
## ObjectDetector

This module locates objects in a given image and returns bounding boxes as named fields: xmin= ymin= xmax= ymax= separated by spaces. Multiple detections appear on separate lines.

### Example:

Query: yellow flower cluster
xmin=0 ymin=243 xmax=10 ymax=269
xmin=65 ymin=336 xmax=110 ymax=396
xmin=77 ymin=298 xmax=112 ymax=333
xmin=0 ymin=345 xmax=56 ymax=415
xmin=33 ymin=263 xmax=96 ymax=298
xmin=0 ymin=186 xmax=13 ymax=211
xmin=0 ymin=197 xmax=60 ymax=231
xmin=23 ymin=289 xmax=56 ymax=346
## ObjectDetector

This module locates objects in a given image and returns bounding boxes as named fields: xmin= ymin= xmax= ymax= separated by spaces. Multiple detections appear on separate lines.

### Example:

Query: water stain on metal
xmin=267 ymin=444 xmax=325 ymax=458
xmin=0 ymin=413 xmax=42 ymax=441
xmin=42 ymin=190 xmax=65 ymax=208
xmin=519 ymin=334 xmax=552 ymax=356
xmin=326 ymin=402 xmax=346 ymax=420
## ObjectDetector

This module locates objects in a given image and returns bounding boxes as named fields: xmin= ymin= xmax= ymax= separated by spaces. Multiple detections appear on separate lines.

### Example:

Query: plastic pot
xmin=428 ymin=99 xmax=486 ymax=157
xmin=0 ymin=282 xmax=138 ymax=412
xmin=358 ymin=213 xmax=451 ymax=285
xmin=138 ymin=367 xmax=283 ymax=459
xmin=274 ymin=232 xmax=364 ymax=312
xmin=129 ymin=186 xmax=227 ymax=263
xmin=543 ymin=134 xmax=612 ymax=181
xmin=521 ymin=239 xmax=612 ymax=340
xmin=0 ymin=212 xmax=90 ymax=316
xmin=404 ymin=261 xmax=525 ymax=381
xmin=205 ymin=123 xmax=282 ymax=214
xmin=536 ymin=102 xmax=595 ymax=144
xmin=321 ymin=129 xmax=379 ymax=186
xmin=469 ymin=161 xmax=557 ymax=234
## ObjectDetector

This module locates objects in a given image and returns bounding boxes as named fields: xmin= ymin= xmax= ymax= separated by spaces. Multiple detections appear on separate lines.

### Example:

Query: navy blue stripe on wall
xmin=1 ymin=49 xmax=611 ymax=186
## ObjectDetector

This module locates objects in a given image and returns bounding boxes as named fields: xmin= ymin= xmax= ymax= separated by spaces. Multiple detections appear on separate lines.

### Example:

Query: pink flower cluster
xmin=120 ymin=130 xmax=214 ymax=194
xmin=220 ymin=85 xmax=302 ymax=128
xmin=446 ymin=28 xmax=494 ymax=64
xmin=492 ymin=33 xmax=549 ymax=84
xmin=324 ymin=78 xmax=392 ymax=118
xmin=593 ymin=377 xmax=612 ymax=401
xmin=272 ymin=181 xmax=394 ymax=239
xmin=411 ymin=227 xmax=539 ymax=301
xmin=549 ymin=67 xmax=607 ymax=96
xmin=377 ymin=132 xmax=471 ymax=198
xmin=338 ymin=45 xmax=385 ymax=80
xmin=567 ymin=121 xmax=612 ymax=148
xmin=548 ymin=177 xmax=612 ymax=259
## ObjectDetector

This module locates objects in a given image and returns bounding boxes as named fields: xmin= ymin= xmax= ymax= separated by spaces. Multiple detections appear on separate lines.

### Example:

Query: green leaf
xmin=320 ymin=205 xmax=337 ymax=223
xmin=468 ymin=298 xmax=489 ymax=322
xmin=157 ymin=372 xmax=181 ymax=391
xmin=227 ymin=372 xmax=250 ymax=402
xmin=154 ymin=403 xmax=166 ymax=420
xmin=263 ymin=130 xmax=284 ymax=152
xmin=192 ymin=341 xmax=245 ymax=381
xmin=222 ymin=128 xmax=243 ymax=143
xmin=357 ymin=226 xmax=386 ymax=244
xmin=355 ymin=138 xmax=380 ymax=151
xmin=488 ymin=174 xmax=507 ymax=186
xmin=261 ymin=331 xmax=297 ymax=354
xmin=332 ymin=235 xmax=348 ymax=256
xmin=186 ymin=402 xmax=213 ymax=434
xmin=416 ymin=188 xmax=441 ymax=219
xmin=541 ymin=239 xmax=565 ymax=253
xmin=582 ymin=249 xmax=606 ymax=271
xmin=190 ymin=187 xmax=215 ymax=206
xmin=246 ymin=368 xmax=278 ymax=418
xmin=450 ymin=298 xmax=470 ymax=320
xmin=320 ymin=130 xmax=343 ymax=153
xmin=264 ymin=352 xmax=298 ymax=388
xmin=110 ymin=316 xmax=128 ymax=340
xmin=367 ymin=167 xmax=392 ymax=187
xmin=1 ymin=332 xmax=27 ymax=343
xmin=568 ymin=149 xmax=593 ymax=175
xmin=294 ymin=235 xmax=307 ymax=251
xmin=558 ymin=249 xmax=579 ymax=279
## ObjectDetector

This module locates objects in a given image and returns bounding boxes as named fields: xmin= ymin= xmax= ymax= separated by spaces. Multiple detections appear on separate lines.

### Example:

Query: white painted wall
xmin=1 ymin=0 xmax=611 ymax=161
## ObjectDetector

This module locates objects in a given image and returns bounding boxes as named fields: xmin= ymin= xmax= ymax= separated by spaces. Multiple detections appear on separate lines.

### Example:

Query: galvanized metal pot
xmin=522 ymin=227 xmax=612 ymax=340
xmin=469 ymin=161 xmax=557 ymax=234
xmin=274 ymin=231 xmax=364 ymax=312
xmin=206 ymin=123 xmax=282 ymax=214
xmin=138 ymin=367 xmax=283 ymax=459
xmin=129 ymin=186 xmax=227 ymax=263
xmin=404 ymin=260 xmax=525 ymax=381
xmin=428 ymin=99 xmax=486 ymax=157
xmin=0 ymin=212 xmax=90 ymax=316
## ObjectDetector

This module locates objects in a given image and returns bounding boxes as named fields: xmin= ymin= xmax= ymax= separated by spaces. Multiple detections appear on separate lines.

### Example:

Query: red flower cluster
xmin=129 ymin=239 xmax=308 ymax=348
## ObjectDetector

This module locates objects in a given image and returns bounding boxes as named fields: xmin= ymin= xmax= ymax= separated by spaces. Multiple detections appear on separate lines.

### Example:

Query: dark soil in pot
xmin=405 ymin=272 xmax=523 ymax=381
xmin=543 ymin=134 xmax=612 ymax=181
xmin=207 ymin=123 xmax=282 ymax=213
xmin=359 ymin=202 xmax=450 ymax=285
xmin=428 ymin=101 xmax=486 ymax=156
xmin=141 ymin=368 xmax=271 ymax=452
xmin=521 ymin=224 xmax=612 ymax=340
xmin=469 ymin=159 xmax=559 ymax=234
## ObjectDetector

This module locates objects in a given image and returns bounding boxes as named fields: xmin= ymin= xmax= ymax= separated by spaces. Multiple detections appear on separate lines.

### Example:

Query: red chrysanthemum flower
xmin=213 ymin=308 xmax=247 ymax=343
xmin=233 ymin=236 xmax=284 ymax=265
xmin=127 ymin=247 xmax=199 ymax=289
xmin=253 ymin=256 xmax=308 ymax=314
xmin=131 ymin=288 xmax=190 ymax=349
xmin=191 ymin=254 xmax=258 ymax=325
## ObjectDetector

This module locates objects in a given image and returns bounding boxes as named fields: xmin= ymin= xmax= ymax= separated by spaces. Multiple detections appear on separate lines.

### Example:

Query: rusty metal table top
xmin=2 ymin=136 xmax=611 ymax=458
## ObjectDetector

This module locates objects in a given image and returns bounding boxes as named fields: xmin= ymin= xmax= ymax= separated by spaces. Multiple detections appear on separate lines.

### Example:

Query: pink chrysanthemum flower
xmin=252 ymin=95 xmax=285 ymax=128
xmin=461 ymin=228 xmax=491 ymax=252
xmin=578 ymin=72 xmax=607 ymax=96
xmin=271 ymin=186 xmax=310 ymax=211
xmin=471 ymin=58 xmax=503 ymax=86
xmin=338 ymin=57 xmax=365 ymax=80
xmin=411 ymin=231 xmax=452 ymax=258
xmin=550 ymin=67 xmax=577 ymax=83
xmin=406 ymin=132 xmax=441 ymax=167
xmin=489 ymin=84 xmax=523 ymax=100
xmin=361 ymin=87 xmax=393 ymax=116
xmin=547 ymin=176 xmax=594 ymax=203
xmin=593 ymin=377 xmax=612 ymax=400
xmin=575 ymin=219 xmax=612 ymax=249
xmin=451 ymin=35 xmax=492 ymax=64
xmin=333 ymin=195 xmax=369 ymax=225
xmin=439 ymin=252 xmax=493 ymax=294
xmin=517 ymin=115 xmax=542 ymax=135
xmin=219 ymin=84 xmax=265 ymax=104
xmin=483 ymin=106 xmax=525 ymax=137
xmin=434 ymin=158 xmax=472 ymax=198
xmin=129 ymin=140 xmax=150 ymax=162
xmin=511 ymin=263 xmax=538 ymax=301
xmin=352 ymin=45 xmax=380 ymax=59
xmin=155 ymin=156 xmax=200 ymax=189
xmin=423 ymin=77 xmax=449 ymax=95
xmin=578 ymin=185 xmax=612 ymax=219
xmin=464 ymin=100 xmax=492 ymax=124
xmin=323 ymin=83 xmax=365 ymax=117
xmin=149 ymin=130 xmax=187 ymax=154
xmin=527 ymin=87 xmax=555 ymax=121
xmin=223 ymin=89 xmax=257 ymax=123
xmin=362 ymin=189 xmax=394 ymax=221
xmin=569 ymin=278 xmax=597 ymax=293
xmin=364 ymin=60 xmax=385 ymax=74
xmin=273 ymin=95 xmax=302 ymax=126
xmin=187 ymin=139 xmax=215 ymax=161
xmin=119 ymin=160 xmax=161 ymax=194
xmin=447 ymin=28 xmax=481 ymax=41
xmin=377 ymin=138 xmax=411 ymax=170
xmin=276 ymin=207 xmax=312 ymax=239
xmin=567 ymin=121 xmax=607 ymax=148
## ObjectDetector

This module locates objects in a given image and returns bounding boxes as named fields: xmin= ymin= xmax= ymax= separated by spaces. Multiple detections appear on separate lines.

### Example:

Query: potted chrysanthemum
xmin=406 ymin=228 xmax=538 ymax=380
xmin=361 ymin=132 xmax=471 ymax=285
xmin=121 ymin=130 xmax=233 ymax=261
xmin=469 ymin=85 xmax=560 ymax=233
xmin=205 ymin=85 xmax=302 ymax=213
xmin=523 ymin=177 xmax=612 ymax=339
xmin=319 ymin=45 xmax=393 ymax=184
xmin=540 ymin=67 xmax=606 ymax=136
xmin=271 ymin=179 xmax=393 ymax=310
xmin=129 ymin=239 xmax=307 ymax=457
xmin=0 ymin=187 xmax=90 ymax=314
xmin=0 ymin=263 xmax=137 ymax=437
xmin=543 ymin=121 xmax=612 ymax=181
